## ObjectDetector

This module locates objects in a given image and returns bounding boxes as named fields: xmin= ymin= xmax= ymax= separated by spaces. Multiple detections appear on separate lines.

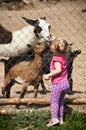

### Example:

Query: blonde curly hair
xmin=51 ymin=38 xmax=69 ymax=55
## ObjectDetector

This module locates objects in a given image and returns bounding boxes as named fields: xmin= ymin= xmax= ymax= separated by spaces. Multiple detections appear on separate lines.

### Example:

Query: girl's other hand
xmin=44 ymin=74 xmax=50 ymax=80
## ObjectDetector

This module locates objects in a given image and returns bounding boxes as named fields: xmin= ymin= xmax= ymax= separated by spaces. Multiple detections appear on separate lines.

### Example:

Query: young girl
xmin=44 ymin=38 xmax=70 ymax=127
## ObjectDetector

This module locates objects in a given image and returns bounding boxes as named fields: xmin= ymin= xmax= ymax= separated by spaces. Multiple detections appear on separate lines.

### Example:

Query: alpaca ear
xmin=40 ymin=17 xmax=46 ymax=20
xmin=22 ymin=17 xmax=38 ymax=26
xmin=69 ymin=42 xmax=73 ymax=46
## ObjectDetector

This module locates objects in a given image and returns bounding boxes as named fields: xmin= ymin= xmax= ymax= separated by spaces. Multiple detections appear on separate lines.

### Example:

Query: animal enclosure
xmin=0 ymin=0 xmax=86 ymax=112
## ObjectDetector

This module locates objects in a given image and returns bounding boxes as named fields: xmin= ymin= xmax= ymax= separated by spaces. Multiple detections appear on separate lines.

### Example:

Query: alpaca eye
xmin=37 ymin=26 xmax=42 ymax=33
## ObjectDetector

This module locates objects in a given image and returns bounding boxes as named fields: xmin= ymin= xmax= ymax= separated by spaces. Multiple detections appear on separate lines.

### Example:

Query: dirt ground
xmin=0 ymin=0 xmax=86 ymax=113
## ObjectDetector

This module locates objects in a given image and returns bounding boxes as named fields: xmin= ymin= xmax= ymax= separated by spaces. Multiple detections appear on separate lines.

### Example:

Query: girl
xmin=44 ymin=38 xmax=70 ymax=127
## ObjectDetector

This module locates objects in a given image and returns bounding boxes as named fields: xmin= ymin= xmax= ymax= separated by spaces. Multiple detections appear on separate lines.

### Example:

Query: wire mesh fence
xmin=0 ymin=0 xmax=86 ymax=110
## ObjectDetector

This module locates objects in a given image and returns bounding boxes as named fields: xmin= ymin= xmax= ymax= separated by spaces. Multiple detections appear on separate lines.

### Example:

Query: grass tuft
xmin=0 ymin=109 xmax=86 ymax=130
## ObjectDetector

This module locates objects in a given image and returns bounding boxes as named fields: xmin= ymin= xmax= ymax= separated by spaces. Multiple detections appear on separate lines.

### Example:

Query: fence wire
xmin=0 ymin=0 xmax=86 ymax=110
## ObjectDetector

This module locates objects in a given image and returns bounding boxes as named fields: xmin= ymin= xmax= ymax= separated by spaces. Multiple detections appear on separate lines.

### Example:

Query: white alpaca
xmin=0 ymin=17 xmax=51 ymax=57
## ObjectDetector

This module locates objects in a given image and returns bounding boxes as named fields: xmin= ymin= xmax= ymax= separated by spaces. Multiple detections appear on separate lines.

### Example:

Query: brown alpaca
xmin=2 ymin=42 xmax=47 ymax=101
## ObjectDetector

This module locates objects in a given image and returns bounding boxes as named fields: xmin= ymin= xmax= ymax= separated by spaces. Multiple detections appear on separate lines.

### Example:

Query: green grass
xmin=0 ymin=109 xmax=86 ymax=130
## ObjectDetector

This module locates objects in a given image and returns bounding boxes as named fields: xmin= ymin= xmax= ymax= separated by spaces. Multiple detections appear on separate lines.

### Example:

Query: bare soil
xmin=0 ymin=0 xmax=86 ymax=113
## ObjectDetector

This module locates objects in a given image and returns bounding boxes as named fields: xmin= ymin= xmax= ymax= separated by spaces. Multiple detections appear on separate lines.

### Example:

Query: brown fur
xmin=2 ymin=42 xmax=47 ymax=101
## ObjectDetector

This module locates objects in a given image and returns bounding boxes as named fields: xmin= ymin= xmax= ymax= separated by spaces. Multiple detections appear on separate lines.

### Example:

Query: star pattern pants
xmin=50 ymin=80 xmax=69 ymax=119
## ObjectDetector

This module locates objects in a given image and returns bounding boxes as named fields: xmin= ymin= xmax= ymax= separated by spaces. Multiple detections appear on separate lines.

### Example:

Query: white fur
xmin=0 ymin=19 xmax=51 ymax=57
xmin=37 ymin=19 xmax=51 ymax=40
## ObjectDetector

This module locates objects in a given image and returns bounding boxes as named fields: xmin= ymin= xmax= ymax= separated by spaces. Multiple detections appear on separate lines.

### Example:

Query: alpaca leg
xmin=2 ymin=80 xmax=15 ymax=98
xmin=20 ymin=83 xmax=28 ymax=98
xmin=68 ymin=78 xmax=73 ymax=94
xmin=6 ymin=80 xmax=15 ymax=98
xmin=34 ymin=84 xmax=39 ymax=98
xmin=69 ymin=78 xmax=73 ymax=93
xmin=40 ymin=79 xmax=47 ymax=94
xmin=16 ymin=83 xmax=28 ymax=109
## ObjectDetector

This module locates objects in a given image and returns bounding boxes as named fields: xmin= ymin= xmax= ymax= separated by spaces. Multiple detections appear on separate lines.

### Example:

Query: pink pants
xmin=50 ymin=80 xmax=69 ymax=119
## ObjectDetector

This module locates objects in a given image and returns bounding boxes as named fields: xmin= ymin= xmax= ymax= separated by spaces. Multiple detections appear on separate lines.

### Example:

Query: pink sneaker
xmin=60 ymin=118 xmax=64 ymax=125
xmin=47 ymin=118 xmax=59 ymax=127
